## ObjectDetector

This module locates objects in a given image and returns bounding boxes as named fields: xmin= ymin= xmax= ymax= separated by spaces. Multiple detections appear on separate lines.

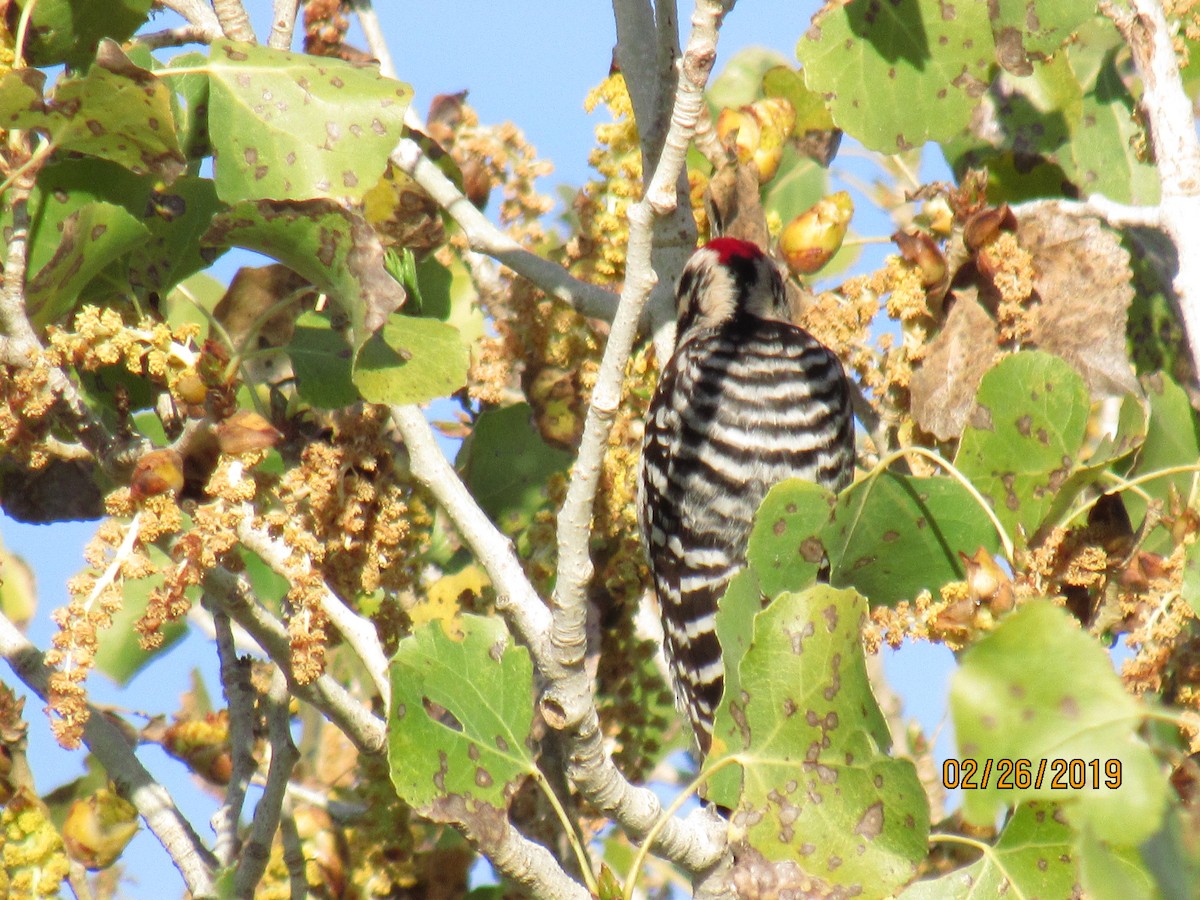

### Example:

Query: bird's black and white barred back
xmin=637 ymin=237 xmax=855 ymax=753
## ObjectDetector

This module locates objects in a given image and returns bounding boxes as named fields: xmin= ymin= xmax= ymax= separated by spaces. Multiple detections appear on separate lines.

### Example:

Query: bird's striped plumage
xmin=638 ymin=238 xmax=854 ymax=753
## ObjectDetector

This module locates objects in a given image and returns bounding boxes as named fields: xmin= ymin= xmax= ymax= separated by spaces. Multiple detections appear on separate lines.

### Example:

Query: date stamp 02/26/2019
xmin=942 ymin=758 xmax=1123 ymax=791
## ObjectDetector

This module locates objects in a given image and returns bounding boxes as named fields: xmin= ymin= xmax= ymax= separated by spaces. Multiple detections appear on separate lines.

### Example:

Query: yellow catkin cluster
xmin=46 ymin=306 xmax=199 ymax=381
xmin=451 ymin=106 xmax=555 ymax=245
xmin=275 ymin=407 xmax=432 ymax=604
xmin=985 ymin=232 xmax=1037 ymax=343
xmin=1166 ymin=0 xmax=1200 ymax=61
xmin=0 ymin=357 xmax=57 ymax=469
xmin=565 ymin=73 xmax=643 ymax=284
xmin=45 ymin=510 xmax=164 ymax=748
xmin=1 ymin=789 xmax=70 ymax=896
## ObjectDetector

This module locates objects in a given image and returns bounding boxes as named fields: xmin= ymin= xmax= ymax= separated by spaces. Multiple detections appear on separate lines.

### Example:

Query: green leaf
xmin=0 ymin=541 xmax=36 ymax=630
xmin=745 ymin=478 xmax=836 ymax=598
xmin=287 ymin=310 xmax=360 ymax=409
xmin=954 ymin=351 xmax=1090 ymax=540
xmin=826 ymin=473 xmax=1001 ymax=605
xmin=203 ymin=198 xmax=402 ymax=347
xmin=705 ymin=586 xmax=928 ymax=898
xmin=1125 ymin=372 xmax=1200 ymax=547
xmin=13 ymin=0 xmax=152 ymax=69
xmin=458 ymin=404 xmax=573 ymax=537
xmin=353 ymin=313 xmax=468 ymax=405
xmin=1076 ymin=823 xmax=1160 ymax=900
xmin=95 ymin=546 xmax=188 ymax=685
xmin=988 ymin=0 xmax=1096 ymax=71
xmin=707 ymin=47 xmax=790 ymax=110
xmin=387 ymin=615 xmax=534 ymax=814
xmin=762 ymin=65 xmax=835 ymax=132
xmin=15 ymin=43 xmax=187 ymax=180
xmin=798 ymin=0 xmax=993 ymax=152
xmin=951 ymin=600 xmax=1168 ymax=845
xmin=206 ymin=39 xmax=412 ymax=203
xmin=900 ymin=802 xmax=1077 ymax=899
xmin=156 ymin=50 xmax=212 ymax=160
xmin=27 ymin=201 xmax=150 ymax=325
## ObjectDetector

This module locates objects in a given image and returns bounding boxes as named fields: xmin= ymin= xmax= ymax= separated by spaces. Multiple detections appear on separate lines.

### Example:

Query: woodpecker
xmin=637 ymin=237 xmax=855 ymax=754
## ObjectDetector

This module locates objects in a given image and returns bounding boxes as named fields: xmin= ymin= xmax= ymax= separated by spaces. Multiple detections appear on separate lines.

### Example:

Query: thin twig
xmin=203 ymin=567 xmax=387 ymax=756
xmin=135 ymin=25 xmax=215 ymax=50
xmin=0 ymin=612 xmax=218 ymax=897
xmin=212 ymin=0 xmax=257 ymax=42
xmin=268 ymin=0 xmax=301 ymax=50
xmin=234 ymin=668 xmax=299 ymax=897
xmin=278 ymin=797 xmax=307 ymax=899
xmin=389 ymin=139 xmax=620 ymax=321
xmin=209 ymin=606 xmax=257 ymax=867
xmin=155 ymin=0 xmax=224 ymax=41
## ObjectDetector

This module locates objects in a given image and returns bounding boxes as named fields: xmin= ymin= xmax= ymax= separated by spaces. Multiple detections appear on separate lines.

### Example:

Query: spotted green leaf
xmin=203 ymin=198 xmax=402 ymax=347
xmin=798 ymin=0 xmax=993 ymax=152
xmin=387 ymin=615 xmax=534 ymax=815
xmin=900 ymin=802 xmax=1077 ymax=898
xmin=4 ymin=42 xmax=186 ymax=181
xmin=27 ymin=202 xmax=150 ymax=325
xmin=954 ymin=352 xmax=1090 ymax=540
xmin=988 ymin=0 xmax=1096 ymax=73
xmin=352 ymin=313 xmax=469 ymax=406
xmin=706 ymin=586 xmax=929 ymax=898
xmin=826 ymin=473 xmax=1001 ymax=606
xmin=951 ymin=601 xmax=1168 ymax=845
xmin=206 ymin=39 xmax=412 ymax=203
xmin=745 ymin=478 xmax=836 ymax=598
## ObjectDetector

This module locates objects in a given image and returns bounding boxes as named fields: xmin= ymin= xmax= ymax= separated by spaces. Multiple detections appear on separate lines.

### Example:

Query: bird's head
xmin=674 ymin=237 xmax=788 ymax=334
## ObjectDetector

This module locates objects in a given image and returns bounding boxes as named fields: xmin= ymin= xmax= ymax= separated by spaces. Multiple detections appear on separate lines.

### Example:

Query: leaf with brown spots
xmin=12 ymin=41 xmax=187 ymax=181
xmin=954 ymin=351 xmax=1090 ymax=539
xmin=387 ymin=615 xmax=535 ymax=816
xmin=826 ymin=473 xmax=1002 ymax=606
xmin=27 ymin=201 xmax=150 ymax=325
xmin=910 ymin=288 xmax=1001 ymax=441
xmin=706 ymin=586 xmax=929 ymax=899
xmin=986 ymin=0 xmax=1095 ymax=75
xmin=798 ymin=0 xmax=993 ymax=152
xmin=203 ymin=197 xmax=402 ymax=347
xmin=745 ymin=478 xmax=836 ymax=599
xmin=206 ymin=38 xmax=412 ymax=203
xmin=951 ymin=601 xmax=1168 ymax=845
xmin=899 ymin=802 xmax=1081 ymax=898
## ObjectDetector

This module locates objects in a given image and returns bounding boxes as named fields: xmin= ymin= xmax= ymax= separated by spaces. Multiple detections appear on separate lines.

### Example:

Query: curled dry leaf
xmin=1018 ymin=207 xmax=1139 ymax=399
xmin=910 ymin=289 xmax=1000 ymax=441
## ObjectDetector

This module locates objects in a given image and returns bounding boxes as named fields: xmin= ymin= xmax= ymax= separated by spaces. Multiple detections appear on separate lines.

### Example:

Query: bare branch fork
xmin=395 ymin=0 xmax=735 ymax=881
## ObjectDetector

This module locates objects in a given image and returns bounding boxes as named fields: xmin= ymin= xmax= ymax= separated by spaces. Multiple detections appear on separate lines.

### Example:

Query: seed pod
xmin=779 ymin=191 xmax=853 ymax=276
xmin=216 ymin=410 xmax=282 ymax=455
xmin=62 ymin=789 xmax=139 ymax=870
xmin=893 ymin=230 xmax=947 ymax=287
xmin=130 ymin=449 xmax=185 ymax=500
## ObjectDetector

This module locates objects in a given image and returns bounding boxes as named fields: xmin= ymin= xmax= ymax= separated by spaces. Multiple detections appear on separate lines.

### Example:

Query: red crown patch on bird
xmin=704 ymin=237 xmax=764 ymax=264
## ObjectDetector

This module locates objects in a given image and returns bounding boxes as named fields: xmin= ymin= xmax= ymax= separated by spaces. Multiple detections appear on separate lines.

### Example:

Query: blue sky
xmin=0 ymin=1 xmax=964 ymax=894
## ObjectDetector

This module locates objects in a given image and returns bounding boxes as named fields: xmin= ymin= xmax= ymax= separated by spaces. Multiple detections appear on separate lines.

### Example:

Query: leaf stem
xmin=531 ymin=770 xmax=600 ymax=896
xmin=927 ymin=832 xmax=1028 ymax=900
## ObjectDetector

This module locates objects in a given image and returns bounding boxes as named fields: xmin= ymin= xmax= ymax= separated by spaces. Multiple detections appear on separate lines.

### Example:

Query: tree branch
xmin=134 ymin=24 xmax=215 ymax=50
xmin=211 ymin=0 xmax=257 ymax=42
xmin=209 ymin=606 xmax=257 ymax=867
xmin=391 ymin=405 xmax=724 ymax=871
xmin=0 ymin=612 xmax=218 ymax=897
xmin=234 ymin=506 xmax=391 ymax=706
xmin=268 ymin=0 xmax=301 ymax=50
xmin=154 ymin=0 xmax=224 ymax=41
xmin=1107 ymin=0 xmax=1200 ymax=375
xmin=389 ymin=139 xmax=620 ymax=321
xmin=234 ymin=668 xmax=299 ymax=897
xmin=1017 ymin=195 xmax=1164 ymax=230
xmin=203 ymin=567 xmax=387 ymax=756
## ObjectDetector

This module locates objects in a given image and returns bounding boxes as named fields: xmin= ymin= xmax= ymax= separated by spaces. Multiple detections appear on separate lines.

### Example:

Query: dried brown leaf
xmin=910 ymin=289 xmax=1001 ymax=441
